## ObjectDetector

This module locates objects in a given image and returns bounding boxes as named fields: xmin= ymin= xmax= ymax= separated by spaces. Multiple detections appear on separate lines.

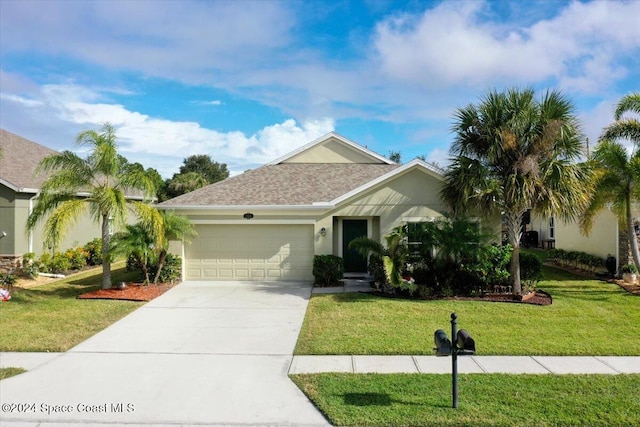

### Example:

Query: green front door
xmin=343 ymin=219 xmax=368 ymax=273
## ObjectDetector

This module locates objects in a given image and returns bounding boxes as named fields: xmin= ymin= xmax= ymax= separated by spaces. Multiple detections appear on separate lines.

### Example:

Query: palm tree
xmin=442 ymin=88 xmax=591 ymax=294
xmin=581 ymin=94 xmax=640 ymax=270
xmin=152 ymin=210 xmax=197 ymax=284
xmin=600 ymin=93 xmax=640 ymax=146
xmin=349 ymin=226 xmax=411 ymax=291
xmin=110 ymin=224 xmax=155 ymax=284
xmin=27 ymin=123 xmax=160 ymax=289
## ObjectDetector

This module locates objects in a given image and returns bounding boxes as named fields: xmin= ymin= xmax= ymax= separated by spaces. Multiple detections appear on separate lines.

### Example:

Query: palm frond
xmin=41 ymin=199 xmax=87 ymax=250
xmin=614 ymin=92 xmax=640 ymax=120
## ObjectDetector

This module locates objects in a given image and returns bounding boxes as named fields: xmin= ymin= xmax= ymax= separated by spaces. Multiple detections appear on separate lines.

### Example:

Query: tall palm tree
xmin=601 ymin=93 xmax=640 ymax=146
xmin=27 ymin=123 xmax=161 ymax=289
xmin=442 ymin=88 xmax=591 ymax=294
xmin=582 ymin=93 xmax=640 ymax=270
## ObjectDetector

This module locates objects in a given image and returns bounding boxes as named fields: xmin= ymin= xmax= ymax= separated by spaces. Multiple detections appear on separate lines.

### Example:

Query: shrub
xmin=21 ymin=252 xmax=39 ymax=279
xmin=149 ymin=254 xmax=182 ymax=283
xmin=519 ymin=252 xmax=543 ymax=292
xmin=49 ymin=252 xmax=71 ymax=274
xmin=65 ymin=247 xmax=87 ymax=271
xmin=83 ymin=238 xmax=103 ymax=266
xmin=37 ymin=253 xmax=52 ymax=273
xmin=0 ymin=272 xmax=16 ymax=287
xmin=367 ymin=255 xmax=386 ymax=289
xmin=312 ymin=255 xmax=344 ymax=287
xmin=464 ymin=243 xmax=511 ymax=290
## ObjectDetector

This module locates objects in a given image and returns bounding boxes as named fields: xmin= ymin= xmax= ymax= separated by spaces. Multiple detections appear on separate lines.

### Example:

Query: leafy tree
xmin=26 ymin=123 xmax=161 ymax=289
xmin=144 ymin=166 xmax=167 ymax=201
xmin=583 ymin=93 xmax=640 ymax=270
xmin=441 ymin=88 xmax=591 ymax=294
xmin=388 ymin=150 xmax=401 ymax=163
xmin=166 ymin=171 xmax=209 ymax=198
xmin=179 ymin=154 xmax=229 ymax=183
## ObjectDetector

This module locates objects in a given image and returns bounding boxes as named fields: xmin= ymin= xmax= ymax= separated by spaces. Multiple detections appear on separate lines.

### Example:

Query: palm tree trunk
xmin=505 ymin=210 xmax=523 ymax=294
xmin=153 ymin=250 xmax=167 ymax=284
xmin=626 ymin=196 xmax=640 ymax=270
xmin=101 ymin=213 xmax=111 ymax=289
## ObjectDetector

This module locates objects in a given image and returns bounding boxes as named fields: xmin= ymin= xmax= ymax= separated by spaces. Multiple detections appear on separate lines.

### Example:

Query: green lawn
xmin=291 ymin=373 xmax=640 ymax=427
xmin=295 ymin=266 xmax=640 ymax=355
xmin=0 ymin=265 xmax=143 ymax=352
xmin=0 ymin=367 xmax=27 ymax=380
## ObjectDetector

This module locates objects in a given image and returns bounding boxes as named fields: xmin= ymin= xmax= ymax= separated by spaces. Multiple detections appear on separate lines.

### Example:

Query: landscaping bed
xmin=78 ymin=283 xmax=175 ymax=301
xmin=369 ymin=289 xmax=552 ymax=306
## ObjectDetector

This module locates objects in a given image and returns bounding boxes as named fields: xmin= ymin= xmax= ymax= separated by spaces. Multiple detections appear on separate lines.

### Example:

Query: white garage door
xmin=186 ymin=224 xmax=314 ymax=281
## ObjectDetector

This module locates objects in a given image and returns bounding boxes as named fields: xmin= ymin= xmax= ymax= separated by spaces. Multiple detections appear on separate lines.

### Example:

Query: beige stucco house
xmin=530 ymin=208 xmax=632 ymax=271
xmin=159 ymin=133 xmax=449 ymax=281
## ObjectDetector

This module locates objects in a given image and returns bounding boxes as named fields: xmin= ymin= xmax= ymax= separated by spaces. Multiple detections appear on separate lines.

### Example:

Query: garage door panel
xmin=186 ymin=224 xmax=313 ymax=281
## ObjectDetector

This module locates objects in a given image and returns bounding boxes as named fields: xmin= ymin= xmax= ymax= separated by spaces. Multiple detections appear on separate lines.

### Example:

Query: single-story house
xmin=530 ymin=208 xmax=636 ymax=270
xmin=0 ymin=129 xmax=140 ymax=271
xmin=158 ymin=132 xmax=450 ymax=281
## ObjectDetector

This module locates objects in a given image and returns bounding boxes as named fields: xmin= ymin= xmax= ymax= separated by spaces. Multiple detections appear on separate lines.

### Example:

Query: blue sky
xmin=1 ymin=0 xmax=638 ymax=178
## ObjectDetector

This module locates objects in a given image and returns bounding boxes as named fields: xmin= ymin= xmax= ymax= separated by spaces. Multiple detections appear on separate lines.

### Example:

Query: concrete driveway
xmin=0 ymin=281 xmax=330 ymax=426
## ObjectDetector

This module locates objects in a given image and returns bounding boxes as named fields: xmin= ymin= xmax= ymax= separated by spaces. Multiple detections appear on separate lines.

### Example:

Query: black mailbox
xmin=434 ymin=329 xmax=451 ymax=356
xmin=456 ymin=329 xmax=475 ymax=354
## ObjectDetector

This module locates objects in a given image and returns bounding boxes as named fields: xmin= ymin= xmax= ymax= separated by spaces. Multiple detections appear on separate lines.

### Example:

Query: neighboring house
xmin=530 ymin=208 xmax=634 ymax=270
xmin=159 ymin=132 xmax=449 ymax=281
xmin=0 ymin=129 xmax=139 ymax=271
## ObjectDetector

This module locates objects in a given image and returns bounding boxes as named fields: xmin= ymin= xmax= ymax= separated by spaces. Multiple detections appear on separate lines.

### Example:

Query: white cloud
xmin=0 ymin=82 xmax=334 ymax=177
xmin=373 ymin=0 xmax=640 ymax=92
xmin=191 ymin=100 xmax=223 ymax=106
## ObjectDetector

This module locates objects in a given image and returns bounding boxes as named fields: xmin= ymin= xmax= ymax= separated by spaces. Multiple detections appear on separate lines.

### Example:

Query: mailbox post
xmin=433 ymin=312 xmax=475 ymax=409
xmin=451 ymin=313 xmax=458 ymax=408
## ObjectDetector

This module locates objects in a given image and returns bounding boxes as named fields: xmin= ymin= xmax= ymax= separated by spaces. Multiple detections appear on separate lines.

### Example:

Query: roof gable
xmin=329 ymin=159 xmax=444 ymax=207
xmin=0 ymin=129 xmax=57 ymax=192
xmin=268 ymin=132 xmax=394 ymax=165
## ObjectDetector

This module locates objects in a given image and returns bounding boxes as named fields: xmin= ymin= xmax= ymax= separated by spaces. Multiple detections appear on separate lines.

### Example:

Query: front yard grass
xmin=0 ymin=265 xmax=142 ymax=352
xmin=291 ymin=373 xmax=640 ymax=427
xmin=0 ymin=368 xmax=27 ymax=380
xmin=295 ymin=265 xmax=640 ymax=355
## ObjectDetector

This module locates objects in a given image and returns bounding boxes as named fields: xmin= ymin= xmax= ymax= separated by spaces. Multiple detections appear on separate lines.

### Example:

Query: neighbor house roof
xmin=0 ymin=129 xmax=58 ymax=192
xmin=159 ymin=163 xmax=400 ymax=207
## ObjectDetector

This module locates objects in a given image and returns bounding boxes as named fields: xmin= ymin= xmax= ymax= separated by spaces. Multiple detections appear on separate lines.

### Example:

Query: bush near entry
xmin=313 ymin=255 xmax=344 ymax=287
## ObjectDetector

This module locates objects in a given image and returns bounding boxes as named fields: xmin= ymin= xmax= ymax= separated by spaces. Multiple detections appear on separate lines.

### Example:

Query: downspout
xmin=28 ymin=193 xmax=38 ymax=253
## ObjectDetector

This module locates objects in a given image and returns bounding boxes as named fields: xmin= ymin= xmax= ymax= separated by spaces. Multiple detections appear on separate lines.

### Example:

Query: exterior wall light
xmin=243 ymin=213 xmax=254 ymax=220
xmin=320 ymin=227 xmax=327 ymax=236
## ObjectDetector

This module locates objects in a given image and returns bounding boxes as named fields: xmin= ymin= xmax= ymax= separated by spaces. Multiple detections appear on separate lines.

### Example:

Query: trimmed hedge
xmin=313 ymin=255 xmax=344 ymax=287
xmin=547 ymin=248 xmax=603 ymax=272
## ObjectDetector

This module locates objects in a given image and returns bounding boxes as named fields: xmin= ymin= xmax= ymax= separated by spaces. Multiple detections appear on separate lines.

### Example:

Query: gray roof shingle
xmin=159 ymin=163 xmax=400 ymax=206
xmin=0 ymin=129 xmax=57 ymax=192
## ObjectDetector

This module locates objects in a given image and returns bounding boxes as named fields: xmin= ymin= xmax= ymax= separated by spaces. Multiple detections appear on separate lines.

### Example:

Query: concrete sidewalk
xmin=289 ymin=355 xmax=640 ymax=375
xmin=4 ymin=352 xmax=639 ymax=375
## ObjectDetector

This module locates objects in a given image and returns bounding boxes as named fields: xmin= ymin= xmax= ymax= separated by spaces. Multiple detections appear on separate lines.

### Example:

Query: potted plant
xmin=621 ymin=264 xmax=638 ymax=283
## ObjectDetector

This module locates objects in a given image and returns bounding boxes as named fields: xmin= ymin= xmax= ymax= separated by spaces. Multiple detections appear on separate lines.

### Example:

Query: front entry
xmin=342 ymin=219 xmax=368 ymax=273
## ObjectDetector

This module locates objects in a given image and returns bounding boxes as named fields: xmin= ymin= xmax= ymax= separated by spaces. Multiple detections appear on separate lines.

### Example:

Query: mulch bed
xmin=78 ymin=283 xmax=176 ymax=301
xmin=610 ymin=279 xmax=640 ymax=295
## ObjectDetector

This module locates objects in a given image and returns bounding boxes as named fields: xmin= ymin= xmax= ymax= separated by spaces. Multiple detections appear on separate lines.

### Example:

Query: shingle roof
xmin=159 ymin=163 xmax=400 ymax=206
xmin=0 ymin=129 xmax=57 ymax=192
